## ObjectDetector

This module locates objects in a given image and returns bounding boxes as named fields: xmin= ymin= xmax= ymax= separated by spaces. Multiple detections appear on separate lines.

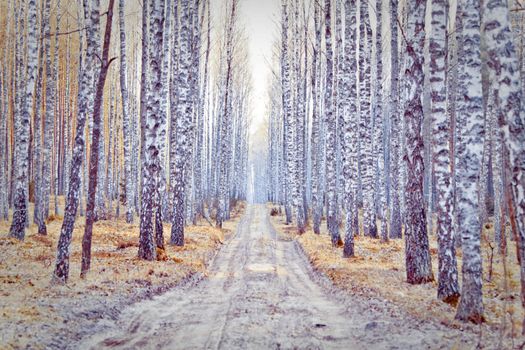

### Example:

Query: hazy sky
xmin=209 ymin=0 xmax=281 ymax=140
xmin=239 ymin=0 xmax=280 ymax=135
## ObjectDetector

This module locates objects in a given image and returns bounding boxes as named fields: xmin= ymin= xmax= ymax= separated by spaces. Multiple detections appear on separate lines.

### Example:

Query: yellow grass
xmin=0 ymin=197 xmax=245 ymax=349
xmin=269 ymin=204 xmax=523 ymax=342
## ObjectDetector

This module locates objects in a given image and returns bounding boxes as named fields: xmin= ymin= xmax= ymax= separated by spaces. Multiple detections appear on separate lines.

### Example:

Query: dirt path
xmin=80 ymin=205 xmax=476 ymax=350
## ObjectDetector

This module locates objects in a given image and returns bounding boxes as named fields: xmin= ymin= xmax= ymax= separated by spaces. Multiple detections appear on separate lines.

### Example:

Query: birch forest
xmin=1 ymin=0 xmax=525 ymax=348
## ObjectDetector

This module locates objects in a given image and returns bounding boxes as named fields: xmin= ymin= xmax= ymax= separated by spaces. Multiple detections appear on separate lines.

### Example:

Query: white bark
xmin=342 ymin=0 xmax=358 ymax=257
xmin=359 ymin=0 xmax=377 ymax=238
xmin=455 ymin=0 xmax=484 ymax=323
xmin=9 ymin=0 xmax=38 ymax=240
xmin=483 ymin=0 xmax=525 ymax=330
xmin=118 ymin=0 xmax=134 ymax=223
xmin=310 ymin=0 xmax=322 ymax=234
xmin=139 ymin=0 xmax=165 ymax=259
xmin=389 ymin=0 xmax=402 ymax=238
xmin=430 ymin=0 xmax=460 ymax=303
xmin=53 ymin=0 xmax=100 ymax=283
xmin=171 ymin=0 xmax=195 ymax=242
xmin=402 ymin=0 xmax=434 ymax=285
xmin=374 ymin=0 xmax=387 ymax=241
xmin=324 ymin=0 xmax=340 ymax=245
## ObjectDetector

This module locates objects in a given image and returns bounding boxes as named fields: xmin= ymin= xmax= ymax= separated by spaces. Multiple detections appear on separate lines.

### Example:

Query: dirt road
xmin=80 ymin=205 xmax=475 ymax=349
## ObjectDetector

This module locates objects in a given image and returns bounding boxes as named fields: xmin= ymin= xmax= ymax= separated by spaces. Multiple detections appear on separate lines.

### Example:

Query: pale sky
xmin=210 ymin=0 xmax=281 ymax=143
xmin=238 ymin=0 xmax=280 ymax=137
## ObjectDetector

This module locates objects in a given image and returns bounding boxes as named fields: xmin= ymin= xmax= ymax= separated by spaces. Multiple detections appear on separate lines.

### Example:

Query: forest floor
xmin=269 ymin=205 xmax=524 ymax=349
xmin=78 ymin=204 xmax=488 ymax=349
xmin=0 ymin=197 xmax=246 ymax=350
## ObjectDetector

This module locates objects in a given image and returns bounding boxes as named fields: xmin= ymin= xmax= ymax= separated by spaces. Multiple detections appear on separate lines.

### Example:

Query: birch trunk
xmin=310 ymin=0 xmax=322 ymax=234
xmin=139 ymin=0 xmax=165 ymax=259
xmin=171 ymin=0 xmax=195 ymax=243
xmin=53 ymin=0 xmax=98 ymax=283
xmin=402 ymin=0 xmax=434 ymax=284
xmin=342 ymin=0 xmax=358 ymax=257
xmin=389 ymin=0 xmax=402 ymax=240
xmin=9 ymin=0 xmax=38 ymax=240
xmin=293 ymin=0 xmax=306 ymax=233
xmin=430 ymin=0 xmax=460 ymax=303
xmin=81 ymin=0 xmax=116 ymax=277
xmin=483 ymin=0 xmax=525 ymax=330
xmin=41 ymin=0 xmax=57 ymax=225
xmin=118 ymin=0 xmax=134 ymax=223
xmin=324 ymin=0 xmax=340 ymax=246
xmin=455 ymin=0 xmax=484 ymax=323
xmin=33 ymin=0 xmax=47 ymax=229
xmin=374 ymin=0 xmax=388 ymax=242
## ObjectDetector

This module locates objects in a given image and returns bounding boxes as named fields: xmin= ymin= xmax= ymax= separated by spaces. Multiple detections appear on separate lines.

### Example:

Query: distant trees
xmin=205 ymin=0 xmax=250 ymax=231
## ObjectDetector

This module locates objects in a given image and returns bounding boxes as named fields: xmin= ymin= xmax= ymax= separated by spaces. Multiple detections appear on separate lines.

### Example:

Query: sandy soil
xmin=0 ymin=200 xmax=245 ymax=350
xmin=79 ymin=204 xmax=483 ymax=350
xmin=270 ymin=206 xmax=523 ymax=349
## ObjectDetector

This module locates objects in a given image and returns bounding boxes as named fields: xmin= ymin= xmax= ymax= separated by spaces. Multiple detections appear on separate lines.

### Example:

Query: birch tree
xmin=169 ymin=0 xmax=180 ymax=223
xmin=374 ymin=0 xmax=388 ymax=242
xmin=359 ymin=0 xmax=377 ymax=238
xmin=171 ymin=0 xmax=195 ymax=244
xmin=389 ymin=0 xmax=402 ymax=239
xmin=139 ymin=0 xmax=165 ymax=259
xmin=342 ymin=0 xmax=359 ymax=258
xmin=310 ymin=0 xmax=322 ymax=235
xmin=279 ymin=0 xmax=303 ymax=233
xmin=33 ymin=0 xmax=48 ymax=231
xmin=9 ymin=0 xmax=38 ymax=240
xmin=430 ymin=0 xmax=460 ymax=303
xmin=53 ymin=0 xmax=100 ymax=283
xmin=293 ymin=0 xmax=306 ymax=233
xmin=118 ymin=0 xmax=134 ymax=224
xmin=483 ymin=0 xmax=525 ymax=329
xmin=0 ymin=43 xmax=8 ymax=221
xmin=402 ymin=0 xmax=433 ymax=284
xmin=41 ymin=0 xmax=58 ymax=226
xmin=194 ymin=0 xmax=210 ymax=222
xmin=217 ymin=0 xmax=238 ymax=229
xmin=81 ymin=0 xmax=116 ymax=277
xmin=52 ymin=3 xmax=61 ymax=217
xmin=324 ymin=0 xmax=340 ymax=246
xmin=455 ymin=0 xmax=484 ymax=323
